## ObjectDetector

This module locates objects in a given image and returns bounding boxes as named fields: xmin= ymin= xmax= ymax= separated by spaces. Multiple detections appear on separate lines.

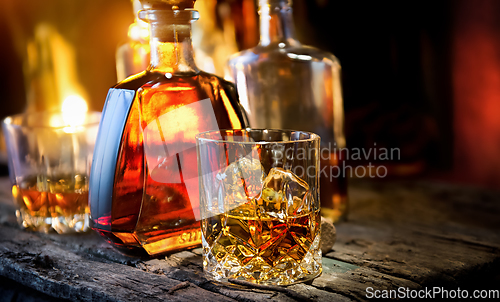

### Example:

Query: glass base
xmin=203 ymin=234 xmax=323 ymax=286
xmin=16 ymin=209 xmax=90 ymax=234
xmin=204 ymin=269 xmax=322 ymax=286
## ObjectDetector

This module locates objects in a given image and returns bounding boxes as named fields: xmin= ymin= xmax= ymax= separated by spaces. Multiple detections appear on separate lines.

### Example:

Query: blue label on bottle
xmin=89 ymin=88 xmax=135 ymax=230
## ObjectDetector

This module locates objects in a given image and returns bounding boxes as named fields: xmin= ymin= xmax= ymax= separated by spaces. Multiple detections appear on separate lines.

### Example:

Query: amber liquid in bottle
xmin=320 ymin=150 xmax=348 ymax=222
xmin=90 ymin=7 xmax=247 ymax=256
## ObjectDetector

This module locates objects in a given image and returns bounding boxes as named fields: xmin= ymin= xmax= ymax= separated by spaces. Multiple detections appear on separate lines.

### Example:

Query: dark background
xmin=1 ymin=0 xmax=499 ymax=189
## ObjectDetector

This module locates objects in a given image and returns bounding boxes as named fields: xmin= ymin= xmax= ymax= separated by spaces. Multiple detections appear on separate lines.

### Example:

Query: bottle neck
xmin=140 ymin=9 xmax=199 ymax=75
xmin=259 ymin=0 xmax=298 ymax=46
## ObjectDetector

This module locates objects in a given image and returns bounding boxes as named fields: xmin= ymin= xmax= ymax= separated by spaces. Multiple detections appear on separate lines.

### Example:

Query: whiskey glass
xmin=2 ymin=111 xmax=101 ymax=234
xmin=196 ymin=129 xmax=322 ymax=285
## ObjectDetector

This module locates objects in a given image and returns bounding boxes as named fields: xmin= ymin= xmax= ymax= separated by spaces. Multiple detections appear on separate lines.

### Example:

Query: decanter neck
xmin=259 ymin=0 xmax=298 ymax=46
xmin=140 ymin=9 xmax=199 ymax=75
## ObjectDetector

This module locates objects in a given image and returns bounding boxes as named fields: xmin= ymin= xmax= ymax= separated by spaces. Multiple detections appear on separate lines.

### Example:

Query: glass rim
xmin=139 ymin=9 xmax=200 ymax=24
xmin=2 ymin=110 xmax=101 ymax=130
xmin=195 ymin=128 xmax=320 ymax=145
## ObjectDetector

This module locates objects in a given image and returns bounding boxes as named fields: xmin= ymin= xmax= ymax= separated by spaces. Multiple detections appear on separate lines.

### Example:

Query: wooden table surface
xmin=0 ymin=176 xmax=499 ymax=301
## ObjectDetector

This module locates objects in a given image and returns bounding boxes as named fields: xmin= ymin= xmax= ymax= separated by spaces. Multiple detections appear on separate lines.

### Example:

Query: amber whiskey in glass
xmin=89 ymin=3 xmax=247 ymax=256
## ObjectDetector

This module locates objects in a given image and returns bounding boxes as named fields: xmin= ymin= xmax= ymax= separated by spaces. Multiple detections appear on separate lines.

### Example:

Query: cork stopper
xmin=139 ymin=0 xmax=196 ymax=10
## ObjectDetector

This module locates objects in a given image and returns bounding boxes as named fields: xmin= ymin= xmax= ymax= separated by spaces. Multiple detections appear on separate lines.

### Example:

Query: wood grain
xmin=0 ymin=177 xmax=499 ymax=301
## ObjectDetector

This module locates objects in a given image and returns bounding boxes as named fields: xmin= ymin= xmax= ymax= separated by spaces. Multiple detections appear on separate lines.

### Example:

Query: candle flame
xmin=62 ymin=94 xmax=88 ymax=133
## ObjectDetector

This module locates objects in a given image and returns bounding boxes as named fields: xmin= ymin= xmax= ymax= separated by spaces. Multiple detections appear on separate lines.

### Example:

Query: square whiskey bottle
xmin=89 ymin=1 xmax=247 ymax=256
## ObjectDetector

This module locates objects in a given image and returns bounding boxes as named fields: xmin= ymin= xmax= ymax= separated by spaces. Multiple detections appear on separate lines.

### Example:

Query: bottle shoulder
xmin=228 ymin=43 xmax=341 ymax=68
xmin=113 ymin=71 xmax=161 ymax=90
xmin=109 ymin=71 xmax=246 ymax=129
xmin=113 ymin=70 xmax=236 ymax=91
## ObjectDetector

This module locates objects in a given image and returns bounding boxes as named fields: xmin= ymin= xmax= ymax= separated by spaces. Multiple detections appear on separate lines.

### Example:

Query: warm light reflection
xmin=235 ymin=63 xmax=251 ymax=115
xmin=158 ymin=105 xmax=200 ymax=141
xmin=286 ymin=53 xmax=313 ymax=61
xmin=61 ymin=94 xmax=88 ymax=132
xmin=23 ymin=196 xmax=32 ymax=209
xmin=220 ymin=89 xmax=242 ymax=129
xmin=128 ymin=20 xmax=150 ymax=41
xmin=55 ymin=193 xmax=64 ymax=203
xmin=12 ymin=186 xmax=19 ymax=198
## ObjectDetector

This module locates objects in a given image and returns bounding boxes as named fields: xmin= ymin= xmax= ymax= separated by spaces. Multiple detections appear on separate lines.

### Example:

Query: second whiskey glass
xmin=2 ymin=111 xmax=101 ymax=234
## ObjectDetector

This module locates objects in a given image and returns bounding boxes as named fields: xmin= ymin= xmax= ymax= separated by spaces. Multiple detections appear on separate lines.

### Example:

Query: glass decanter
xmin=89 ymin=0 xmax=247 ymax=256
xmin=227 ymin=0 xmax=347 ymax=223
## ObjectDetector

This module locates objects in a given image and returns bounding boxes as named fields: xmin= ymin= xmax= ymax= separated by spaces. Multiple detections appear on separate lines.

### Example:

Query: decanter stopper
xmin=139 ymin=0 xmax=196 ymax=10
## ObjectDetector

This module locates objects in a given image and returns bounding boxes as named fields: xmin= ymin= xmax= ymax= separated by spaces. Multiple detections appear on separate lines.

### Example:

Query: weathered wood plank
xmin=0 ymin=226 xmax=236 ymax=302
xmin=327 ymin=224 xmax=500 ymax=287
xmin=323 ymin=179 xmax=500 ymax=294
xmin=0 ymin=177 xmax=499 ymax=301
xmin=139 ymin=250 xmax=356 ymax=302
